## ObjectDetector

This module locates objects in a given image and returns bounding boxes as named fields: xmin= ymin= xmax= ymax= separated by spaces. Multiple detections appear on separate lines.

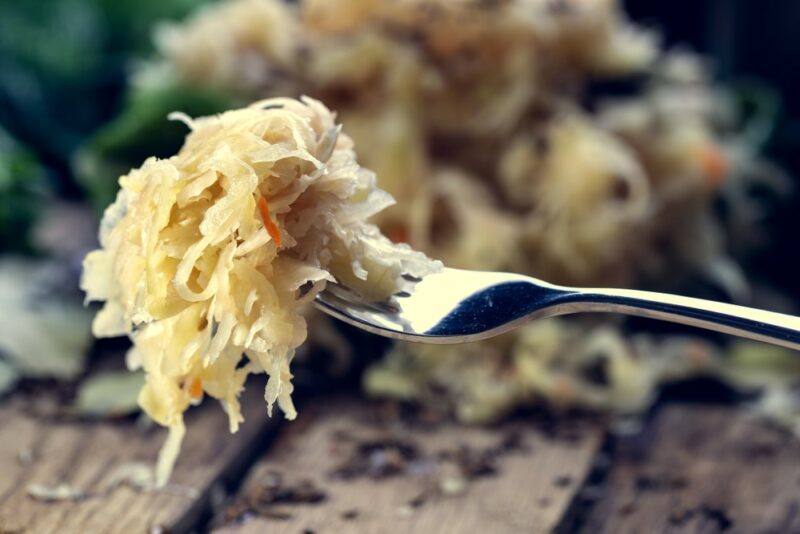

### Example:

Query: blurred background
xmin=629 ymin=1 xmax=800 ymax=298
xmin=1 ymin=0 xmax=800 ymax=454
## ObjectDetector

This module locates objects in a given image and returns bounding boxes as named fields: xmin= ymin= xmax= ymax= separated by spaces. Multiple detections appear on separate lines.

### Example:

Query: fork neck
xmin=555 ymin=286 xmax=800 ymax=351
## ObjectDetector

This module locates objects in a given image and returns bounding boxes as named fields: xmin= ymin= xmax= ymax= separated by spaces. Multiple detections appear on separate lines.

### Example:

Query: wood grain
xmin=0 ymin=386 xmax=279 ymax=534
xmin=580 ymin=404 xmax=800 ymax=533
xmin=214 ymin=399 xmax=607 ymax=534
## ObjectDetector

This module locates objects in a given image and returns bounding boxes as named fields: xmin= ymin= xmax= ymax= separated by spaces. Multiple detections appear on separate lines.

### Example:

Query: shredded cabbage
xmin=118 ymin=0 xmax=794 ymax=434
xmin=151 ymin=0 xmax=299 ymax=94
xmin=81 ymin=96 xmax=440 ymax=484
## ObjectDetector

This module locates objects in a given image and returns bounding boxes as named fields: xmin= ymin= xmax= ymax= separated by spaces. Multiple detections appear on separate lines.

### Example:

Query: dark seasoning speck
xmin=341 ymin=509 xmax=359 ymax=521
xmin=211 ymin=401 xmax=608 ymax=529
xmin=669 ymin=505 xmax=733 ymax=531
xmin=327 ymin=415 xmax=531 ymax=513
xmin=554 ymin=475 xmax=573 ymax=488
xmin=218 ymin=470 xmax=327 ymax=525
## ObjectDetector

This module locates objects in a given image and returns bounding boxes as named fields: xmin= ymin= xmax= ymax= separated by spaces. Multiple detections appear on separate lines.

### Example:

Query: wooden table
xmin=1 ymin=390 xmax=798 ymax=533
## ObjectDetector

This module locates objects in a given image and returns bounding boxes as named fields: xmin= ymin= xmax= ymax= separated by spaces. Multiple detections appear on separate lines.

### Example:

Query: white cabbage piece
xmin=26 ymin=483 xmax=86 ymax=502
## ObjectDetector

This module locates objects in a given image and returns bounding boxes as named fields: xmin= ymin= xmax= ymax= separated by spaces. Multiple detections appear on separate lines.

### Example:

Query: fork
xmin=314 ymin=267 xmax=800 ymax=350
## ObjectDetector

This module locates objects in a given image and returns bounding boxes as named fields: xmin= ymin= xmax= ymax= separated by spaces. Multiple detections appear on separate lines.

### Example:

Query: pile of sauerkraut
xmin=81 ymin=97 xmax=440 ymax=484
xmin=140 ymin=0 xmax=744 ymax=288
xmin=94 ymin=0 xmax=795 ymax=436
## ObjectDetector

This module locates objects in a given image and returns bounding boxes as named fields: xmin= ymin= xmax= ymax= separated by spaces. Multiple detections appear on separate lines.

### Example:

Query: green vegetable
xmin=730 ymin=80 xmax=781 ymax=150
xmin=96 ymin=0 xmax=212 ymax=55
xmin=0 ymin=0 xmax=210 ymax=160
xmin=0 ymin=129 xmax=49 ymax=252
xmin=75 ymin=84 xmax=236 ymax=209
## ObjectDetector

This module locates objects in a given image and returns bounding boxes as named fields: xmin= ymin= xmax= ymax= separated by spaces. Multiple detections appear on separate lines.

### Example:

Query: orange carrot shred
xmin=698 ymin=144 xmax=729 ymax=188
xmin=387 ymin=225 xmax=409 ymax=244
xmin=189 ymin=378 xmax=203 ymax=399
xmin=257 ymin=196 xmax=282 ymax=247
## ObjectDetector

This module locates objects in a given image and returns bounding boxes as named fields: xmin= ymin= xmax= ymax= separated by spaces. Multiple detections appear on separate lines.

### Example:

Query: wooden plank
xmin=213 ymin=398 xmax=607 ymax=534
xmin=0 ymin=385 xmax=278 ymax=534
xmin=580 ymin=404 xmax=800 ymax=533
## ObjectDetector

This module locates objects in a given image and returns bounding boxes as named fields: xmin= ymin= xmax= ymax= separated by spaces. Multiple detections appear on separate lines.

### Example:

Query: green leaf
xmin=75 ymin=84 xmax=236 ymax=209
xmin=0 ymin=0 xmax=212 ymax=159
xmin=0 ymin=129 xmax=50 ymax=252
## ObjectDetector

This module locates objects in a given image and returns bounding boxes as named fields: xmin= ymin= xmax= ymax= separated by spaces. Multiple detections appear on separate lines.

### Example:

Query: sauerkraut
xmin=150 ymin=0 xmax=300 ymax=95
xmin=366 ymin=321 xmax=720 ymax=424
xmin=81 ymin=96 xmax=440 ymax=484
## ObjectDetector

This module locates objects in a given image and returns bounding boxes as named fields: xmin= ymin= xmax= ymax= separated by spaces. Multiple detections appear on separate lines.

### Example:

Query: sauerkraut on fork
xmin=81 ymin=97 xmax=440 ymax=485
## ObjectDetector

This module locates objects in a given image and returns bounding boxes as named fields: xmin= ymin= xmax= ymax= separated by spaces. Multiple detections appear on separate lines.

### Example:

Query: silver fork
xmin=315 ymin=267 xmax=800 ymax=350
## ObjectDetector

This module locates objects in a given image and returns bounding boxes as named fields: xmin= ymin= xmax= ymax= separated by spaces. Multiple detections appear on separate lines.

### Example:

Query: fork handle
xmin=558 ymin=287 xmax=800 ymax=350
